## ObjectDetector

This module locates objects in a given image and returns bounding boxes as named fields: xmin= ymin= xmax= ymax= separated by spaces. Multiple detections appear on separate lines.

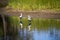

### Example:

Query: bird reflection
xmin=18 ymin=28 xmax=33 ymax=40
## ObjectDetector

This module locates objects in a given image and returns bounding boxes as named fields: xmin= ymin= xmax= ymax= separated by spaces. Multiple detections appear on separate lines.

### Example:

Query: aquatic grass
xmin=5 ymin=16 xmax=20 ymax=35
xmin=5 ymin=16 xmax=20 ymax=32
xmin=8 ymin=16 xmax=20 ymax=27
xmin=22 ymin=17 xmax=28 ymax=28
xmin=5 ymin=16 xmax=60 ymax=30
xmin=0 ymin=16 xmax=60 ymax=35
xmin=31 ymin=18 xmax=60 ymax=30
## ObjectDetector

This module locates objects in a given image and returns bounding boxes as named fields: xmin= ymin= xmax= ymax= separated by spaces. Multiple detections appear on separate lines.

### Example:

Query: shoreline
xmin=0 ymin=8 xmax=60 ymax=19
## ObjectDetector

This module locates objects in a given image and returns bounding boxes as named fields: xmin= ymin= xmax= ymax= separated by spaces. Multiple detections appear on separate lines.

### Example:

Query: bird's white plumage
xmin=20 ymin=23 xmax=23 ymax=28
xmin=28 ymin=15 xmax=31 ymax=20
xmin=19 ymin=13 xmax=22 ymax=18
xmin=19 ymin=13 xmax=23 ymax=28
xmin=28 ymin=25 xmax=31 ymax=31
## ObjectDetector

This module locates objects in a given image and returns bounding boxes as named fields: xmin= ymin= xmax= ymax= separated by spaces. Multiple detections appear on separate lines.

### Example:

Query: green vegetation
xmin=8 ymin=0 xmax=60 ymax=10
xmin=6 ymin=16 xmax=20 ymax=27
xmin=5 ymin=16 xmax=60 ymax=28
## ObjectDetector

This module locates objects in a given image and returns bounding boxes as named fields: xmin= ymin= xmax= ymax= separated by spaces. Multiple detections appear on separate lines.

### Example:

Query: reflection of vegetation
xmin=8 ymin=0 xmax=60 ymax=10
xmin=5 ymin=17 xmax=60 ymax=30
xmin=5 ymin=16 xmax=60 ymax=30
xmin=18 ymin=29 xmax=33 ymax=40
xmin=0 ymin=16 xmax=60 ymax=36
xmin=5 ymin=16 xmax=20 ymax=27
xmin=0 ymin=16 xmax=3 ymax=36
xmin=5 ymin=16 xmax=19 ymax=38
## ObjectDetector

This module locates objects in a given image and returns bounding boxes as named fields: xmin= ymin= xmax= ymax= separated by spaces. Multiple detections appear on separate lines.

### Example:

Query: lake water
xmin=0 ymin=26 xmax=60 ymax=40
xmin=17 ymin=27 xmax=60 ymax=40
xmin=0 ymin=19 xmax=60 ymax=40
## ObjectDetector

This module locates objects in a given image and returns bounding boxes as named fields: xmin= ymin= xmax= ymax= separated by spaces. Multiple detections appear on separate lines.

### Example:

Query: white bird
xmin=19 ymin=13 xmax=23 ymax=28
xmin=20 ymin=23 xmax=23 ymax=28
xmin=19 ymin=13 xmax=22 ymax=18
xmin=28 ymin=15 xmax=31 ymax=21
xmin=28 ymin=15 xmax=31 ymax=31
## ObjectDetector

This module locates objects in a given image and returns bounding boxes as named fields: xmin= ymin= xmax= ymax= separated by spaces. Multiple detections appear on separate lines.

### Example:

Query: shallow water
xmin=0 ymin=18 xmax=60 ymax=40
xmin=1 ymin=27 xmax=60 ymax=40
xmin=17 ymin=27 xmax=60 ymax=40
xmin=0 ymin=28 xmax=60 ymax=40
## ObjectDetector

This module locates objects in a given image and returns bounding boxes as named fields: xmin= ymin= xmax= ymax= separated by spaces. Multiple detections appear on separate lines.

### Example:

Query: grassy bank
xmin=8 ymin=0 xmax=60 ymax=11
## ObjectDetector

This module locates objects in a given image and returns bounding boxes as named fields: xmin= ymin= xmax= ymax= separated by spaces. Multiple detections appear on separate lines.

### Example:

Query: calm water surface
xmin=17 ymin=27 xmax=60 ymax=40
xmin=0 ymin=19 xmax=60 ymax=40
xmin=0 ymin=27 xmax=60 ymax=40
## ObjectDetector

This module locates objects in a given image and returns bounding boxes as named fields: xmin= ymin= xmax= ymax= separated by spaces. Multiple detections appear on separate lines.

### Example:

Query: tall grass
xmin=8 ymin=0 xmax=60 ymax=10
